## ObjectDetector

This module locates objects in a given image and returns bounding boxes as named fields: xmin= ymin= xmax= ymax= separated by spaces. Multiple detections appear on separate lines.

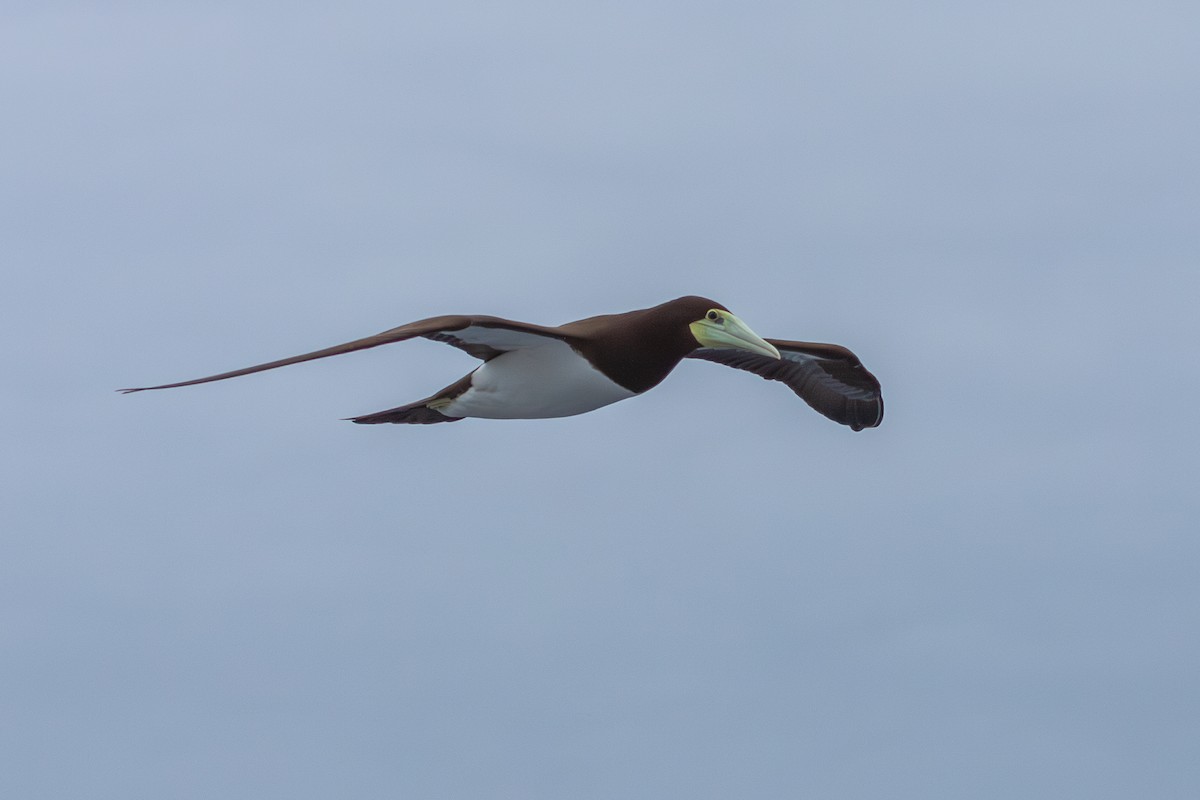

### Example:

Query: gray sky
xmin=3 ymin=2 xmax=1198 ymax=798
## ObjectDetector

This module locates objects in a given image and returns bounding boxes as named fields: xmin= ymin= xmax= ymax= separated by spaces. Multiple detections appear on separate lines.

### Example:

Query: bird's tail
xmin=347 ymin=401 xmax=462 ymax=425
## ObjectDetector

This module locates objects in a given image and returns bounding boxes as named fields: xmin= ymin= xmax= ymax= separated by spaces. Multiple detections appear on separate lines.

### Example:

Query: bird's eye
xmin=707 ymin=310 xmax=722 ymax=322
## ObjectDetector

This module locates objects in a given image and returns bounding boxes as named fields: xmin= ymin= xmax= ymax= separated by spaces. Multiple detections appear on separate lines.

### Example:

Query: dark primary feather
xmin=687 ymin=339 xmax=883 ymax=430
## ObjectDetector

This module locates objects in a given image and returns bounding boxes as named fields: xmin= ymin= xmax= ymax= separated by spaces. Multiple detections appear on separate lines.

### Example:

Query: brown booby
xmin=121 ymin=296 xmax=883 ymax=430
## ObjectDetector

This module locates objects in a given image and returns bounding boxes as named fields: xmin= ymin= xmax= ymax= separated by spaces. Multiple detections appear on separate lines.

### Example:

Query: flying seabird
xmin=121 ymin=296 xmax=883 ymax=430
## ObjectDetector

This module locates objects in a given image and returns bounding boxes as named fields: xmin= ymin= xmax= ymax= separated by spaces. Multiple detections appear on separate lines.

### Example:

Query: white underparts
xmin=435 ymin=340 xmax=636 ymax=419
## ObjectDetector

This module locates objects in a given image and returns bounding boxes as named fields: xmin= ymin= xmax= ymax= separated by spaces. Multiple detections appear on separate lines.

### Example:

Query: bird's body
xmin=433 ymin=338 xmax=636 ymax=419
xmin=122 ymin=296 xmax=884 ymax=430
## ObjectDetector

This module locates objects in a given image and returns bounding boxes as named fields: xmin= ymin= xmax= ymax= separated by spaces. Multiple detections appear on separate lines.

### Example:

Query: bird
xmin=121 ymin=295 xmax=883 ymax=430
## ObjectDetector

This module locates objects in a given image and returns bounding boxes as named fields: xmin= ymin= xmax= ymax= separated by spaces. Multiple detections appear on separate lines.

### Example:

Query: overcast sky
xmin=3 ymin=2 xmax=1198 ymax=798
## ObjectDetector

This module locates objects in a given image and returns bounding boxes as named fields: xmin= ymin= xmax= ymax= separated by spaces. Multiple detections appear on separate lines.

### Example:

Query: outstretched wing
xmin=687 ymin=339 xmax=883 ymax=430
xmin=119 ymin=315 xmax=572 ymax=393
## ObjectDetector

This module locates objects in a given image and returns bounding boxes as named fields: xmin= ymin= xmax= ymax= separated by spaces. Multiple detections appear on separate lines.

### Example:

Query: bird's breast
xmin=437 ymin=341 xmax=637 ymax=419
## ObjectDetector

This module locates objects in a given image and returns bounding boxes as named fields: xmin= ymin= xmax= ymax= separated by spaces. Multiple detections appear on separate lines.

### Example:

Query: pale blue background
xmin=3 ymin=2 xmax=1198 ymax=798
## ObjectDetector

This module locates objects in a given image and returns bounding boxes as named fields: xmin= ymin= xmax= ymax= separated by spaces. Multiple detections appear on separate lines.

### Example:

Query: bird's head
xmin=678 ymin=297 xmax=781 ymax=359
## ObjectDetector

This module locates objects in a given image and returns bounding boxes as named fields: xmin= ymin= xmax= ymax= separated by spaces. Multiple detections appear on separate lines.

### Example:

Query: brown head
xmin=563 ymin=295 xmax=780 ymax=393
